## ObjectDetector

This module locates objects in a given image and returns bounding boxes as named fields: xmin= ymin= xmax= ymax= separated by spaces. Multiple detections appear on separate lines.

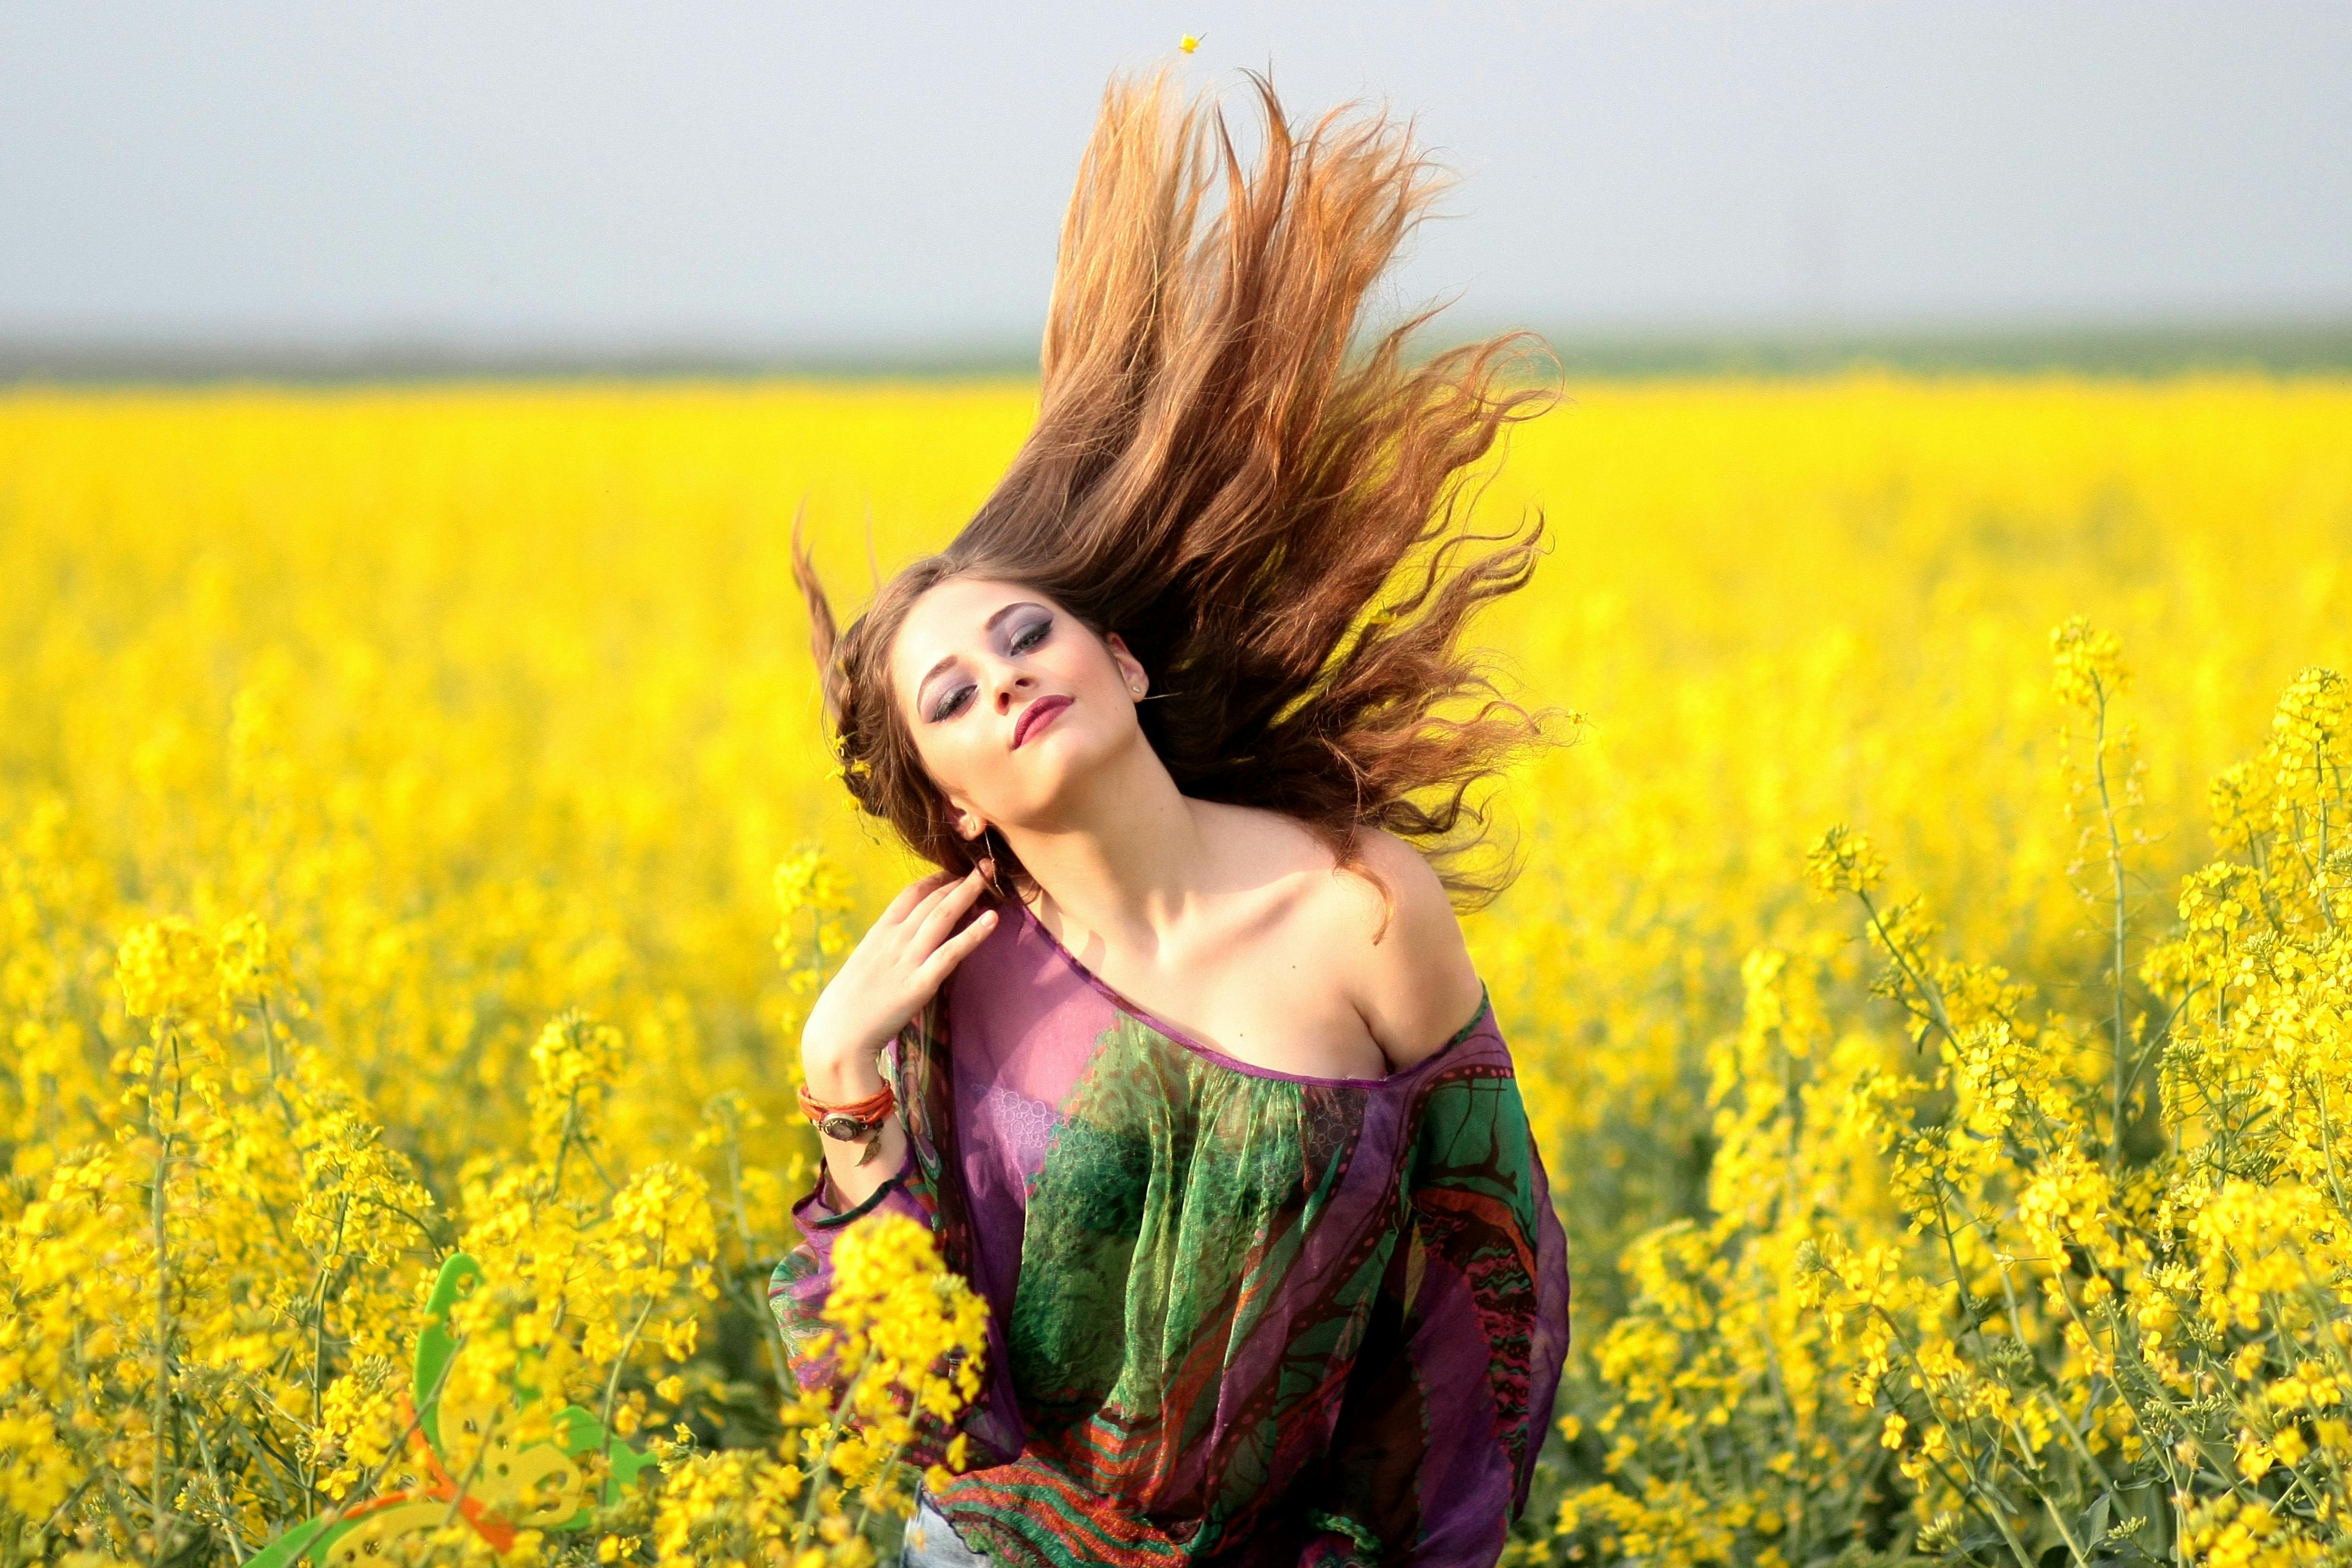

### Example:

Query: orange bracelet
xmin=798 ymin=1081 xmax=897 ymax=1166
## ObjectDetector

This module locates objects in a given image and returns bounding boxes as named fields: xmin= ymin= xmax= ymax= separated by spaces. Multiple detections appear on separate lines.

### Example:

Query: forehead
xmin=888 ymin=576 xmax=1048 ymax=692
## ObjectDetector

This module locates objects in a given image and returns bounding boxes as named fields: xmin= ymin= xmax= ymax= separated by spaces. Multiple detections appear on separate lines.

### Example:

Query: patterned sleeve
xmin=1297 ymin=1011 xmax=1574 ymax=1566
xmin=766 ymin=1028 xmax=940 ymax=1394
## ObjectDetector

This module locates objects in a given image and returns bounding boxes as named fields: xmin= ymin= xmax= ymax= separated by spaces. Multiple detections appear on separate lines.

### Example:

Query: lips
xmin=1012 ymin=694 xmax=1072 ymax=749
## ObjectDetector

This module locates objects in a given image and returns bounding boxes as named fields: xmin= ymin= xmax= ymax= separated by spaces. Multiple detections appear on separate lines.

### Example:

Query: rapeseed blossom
xmin=1554 ymin=623 xmax=2352 ymax=1568
xmin=1 ymin=378 xmax=2349 ymax=1564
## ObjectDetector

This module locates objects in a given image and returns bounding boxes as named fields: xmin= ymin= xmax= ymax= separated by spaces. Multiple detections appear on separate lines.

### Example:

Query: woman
xmin=772 ymin=68 xmax=1571 ymax=1568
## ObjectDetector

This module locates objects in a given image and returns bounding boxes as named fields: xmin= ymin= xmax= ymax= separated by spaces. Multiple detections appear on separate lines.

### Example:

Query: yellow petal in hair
xmin=1179 ymin=32 xmax=1202 ymax=53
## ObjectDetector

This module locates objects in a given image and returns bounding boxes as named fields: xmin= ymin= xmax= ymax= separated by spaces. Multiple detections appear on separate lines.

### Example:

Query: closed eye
xmin=924 ymin=610 xmax=1052 ymax=722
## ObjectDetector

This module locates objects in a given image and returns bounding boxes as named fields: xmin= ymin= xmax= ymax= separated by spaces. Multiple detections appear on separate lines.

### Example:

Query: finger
xmin=916 ymin=907 xmax=998 ymax=984
xmin=913 ymin=868 xmax=992 ymax=949
xmin=883 ymin=872 xmax=951 ymax=923
xmin=883 ymin=869 xmax=956 ymax=925
xmin=898 ymin=869 xmax=972 ymax=934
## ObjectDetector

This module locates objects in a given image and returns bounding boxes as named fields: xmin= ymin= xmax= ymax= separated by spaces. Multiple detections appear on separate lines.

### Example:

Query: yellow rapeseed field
xmin=2 ymin=375 xmax=2349 ymax=1568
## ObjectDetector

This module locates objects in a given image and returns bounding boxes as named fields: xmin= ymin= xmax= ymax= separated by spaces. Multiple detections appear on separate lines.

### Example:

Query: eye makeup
xmin=920 ymin=605 xmax=1054 ymax=723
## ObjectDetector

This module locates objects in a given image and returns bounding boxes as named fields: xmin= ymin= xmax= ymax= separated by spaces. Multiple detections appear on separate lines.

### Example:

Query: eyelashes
xmin=928 ymin=614 xmax=1053 ymax=722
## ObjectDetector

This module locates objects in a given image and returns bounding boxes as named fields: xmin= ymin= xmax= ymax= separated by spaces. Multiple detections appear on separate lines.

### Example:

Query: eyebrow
xmin=914 ymin=601 xmax=1041 ymax=710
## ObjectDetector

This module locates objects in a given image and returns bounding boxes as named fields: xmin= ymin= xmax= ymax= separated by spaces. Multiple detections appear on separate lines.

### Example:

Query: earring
xmin=978 ymin=826 xmax=1006 ymax=896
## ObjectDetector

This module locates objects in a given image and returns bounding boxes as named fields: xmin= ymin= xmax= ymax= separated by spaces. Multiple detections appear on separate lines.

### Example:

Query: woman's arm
xmin=771 ymin=865 xmax=995 ymax=1407
xmin=799 ymin=863 xmax=996 ymax=1208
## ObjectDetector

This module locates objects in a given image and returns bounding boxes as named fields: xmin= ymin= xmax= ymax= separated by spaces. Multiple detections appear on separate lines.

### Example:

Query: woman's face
xmin=887 ymin=575 xmax=1149 ymax=840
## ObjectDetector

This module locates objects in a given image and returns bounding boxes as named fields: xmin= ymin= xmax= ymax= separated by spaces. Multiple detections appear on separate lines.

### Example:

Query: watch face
xmin=820 ymin=1113 xmax=868 ymax=1143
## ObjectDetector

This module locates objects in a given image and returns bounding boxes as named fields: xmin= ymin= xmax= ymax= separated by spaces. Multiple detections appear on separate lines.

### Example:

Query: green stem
xmin=598 ymin=1265 xmax=665 ymax=1440
xmin=432 ymin=1399 xmax=501 ymax=1532
xmin=148 ymin=1027 xmax=182 ymax=1562
xmin=1853 ymin=889 xmax=1961 ymax=1053
xmin=800 ymin=1346 xmax=874 ymax=1543
xmin=720 ymin=1114 xmax=797 ymax=1397
xmin=187 ymin=1415 xmax=249 ymax=1564
xmin=296 ymin=1322 xmax=467 ymax=1547
xmin=2090 ymin=678 xmax=2133 ymax=1175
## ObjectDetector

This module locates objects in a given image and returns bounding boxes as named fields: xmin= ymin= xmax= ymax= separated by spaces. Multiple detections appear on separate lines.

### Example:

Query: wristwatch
xmin=797 ymin=1081 xmax=897 ymax=1167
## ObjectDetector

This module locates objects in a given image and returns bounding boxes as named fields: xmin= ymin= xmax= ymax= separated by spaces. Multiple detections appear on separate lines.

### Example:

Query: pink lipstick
xmin=1012 ymin=694 xmax=1072 ymax=748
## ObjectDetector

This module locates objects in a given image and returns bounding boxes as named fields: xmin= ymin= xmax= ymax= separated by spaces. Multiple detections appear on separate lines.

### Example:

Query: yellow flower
xmin=2050 ymin=614 xmax=2130 ymax=710
xmin=10 ymin=373 xmax=2352 ymax=1564
xmin=1803 ymin=824 xmax=1885 ymax=898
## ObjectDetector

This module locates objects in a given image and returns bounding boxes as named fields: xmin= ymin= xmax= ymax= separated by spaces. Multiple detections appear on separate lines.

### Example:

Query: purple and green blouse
xmin=771 ymin=896 xmax=1571 ymax=1568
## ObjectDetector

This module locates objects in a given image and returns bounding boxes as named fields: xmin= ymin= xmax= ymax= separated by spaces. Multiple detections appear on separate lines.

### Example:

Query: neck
xmin=994 ymin=732 xmax=1206 ymax=956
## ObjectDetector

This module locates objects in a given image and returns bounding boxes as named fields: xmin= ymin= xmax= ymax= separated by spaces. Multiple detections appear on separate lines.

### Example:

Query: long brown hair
xmin=794 ymin=68 xmax=1562 ymax=910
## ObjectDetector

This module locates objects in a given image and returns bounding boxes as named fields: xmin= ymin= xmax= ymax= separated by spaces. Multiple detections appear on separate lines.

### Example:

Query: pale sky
xmin=3 ymin=2 xmax=2347 ymax=354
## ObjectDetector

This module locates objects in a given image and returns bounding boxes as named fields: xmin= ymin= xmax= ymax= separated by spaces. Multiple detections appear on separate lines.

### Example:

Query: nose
xmin=990 ymin=665 xmax=1036 ymax=714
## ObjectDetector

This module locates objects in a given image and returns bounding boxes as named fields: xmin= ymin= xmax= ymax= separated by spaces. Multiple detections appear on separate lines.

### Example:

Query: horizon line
xmin=8 ymin=314 xmax=2352 ymax=384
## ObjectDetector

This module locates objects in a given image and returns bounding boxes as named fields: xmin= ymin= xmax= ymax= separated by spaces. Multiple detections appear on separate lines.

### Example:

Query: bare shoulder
xmin=1317 ymin=825 xmax=1488 ymax=1072
xmin=1188 ymin=802 xmax=1487 ymax=1072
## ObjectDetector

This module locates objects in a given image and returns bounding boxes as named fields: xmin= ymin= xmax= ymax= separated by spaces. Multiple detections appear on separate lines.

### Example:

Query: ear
xmin=937 ymin=787 xmax=984 ymax=841
xmin=1104 ymin=633 xmax=1147 ymax=699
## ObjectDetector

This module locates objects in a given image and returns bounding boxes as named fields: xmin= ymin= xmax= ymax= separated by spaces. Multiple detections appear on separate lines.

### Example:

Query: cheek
xmin=908 ymin=719 xmax=997 ymax=803
xmin=1048 ymin=635 xmax=1121 ymax=693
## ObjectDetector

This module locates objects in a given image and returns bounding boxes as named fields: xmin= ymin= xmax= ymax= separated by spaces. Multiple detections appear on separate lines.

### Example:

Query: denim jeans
xmin=900 ymin=1482 xmax=991 ymax=1567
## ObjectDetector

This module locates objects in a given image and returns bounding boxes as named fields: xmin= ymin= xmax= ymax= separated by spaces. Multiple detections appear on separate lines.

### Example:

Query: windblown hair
xmin=794 ymin=68 xmax=1562 ymax=908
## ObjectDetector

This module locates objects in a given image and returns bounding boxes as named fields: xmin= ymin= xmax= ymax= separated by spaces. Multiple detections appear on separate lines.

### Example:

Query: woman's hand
xmin=799 ymin=863 xmax=998 ymax=1101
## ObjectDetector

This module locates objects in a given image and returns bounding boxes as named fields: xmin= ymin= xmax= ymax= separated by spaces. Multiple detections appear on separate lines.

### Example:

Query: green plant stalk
xmin=1990 ymin=1253 xmax=2180 ymax=1567
xmin=598 ymin=1261 xmax=666 ymax=1441
xmin=148 ymin=1026 xmax=182 ymax=1565
xmin=798 ymin=1348 xmax=874 ymax=1546
xmin=1853 ymin=888 xmax=1961 ymax=1053
xmin=431 ymin=1395 xmax=502 ymax=1533
xmin=291 ymin=1319 xmax=467 ymax=1551
xmin=850 ymin=1436 xmax=911 ymax=1539
xmin=547 ymin=1080 xmax=584 ymax=1203
xmin=2089 ymin=677 xmax=2134 ymax=1176
xmin=1856 ymin=1296 xmax=2040 ymax=1568
xmin=188 ymin=1411 xmax=250 ymax=1564
xmin=309 ymin=1191 xmax=351 ymax=1463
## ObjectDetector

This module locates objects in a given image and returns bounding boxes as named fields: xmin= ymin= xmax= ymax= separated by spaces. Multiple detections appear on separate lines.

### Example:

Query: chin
xmin=1002 ymin=719 xmax=1126 ymax=818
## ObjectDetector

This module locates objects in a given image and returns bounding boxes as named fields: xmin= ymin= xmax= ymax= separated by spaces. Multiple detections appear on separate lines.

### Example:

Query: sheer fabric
xmin=772 ymin=897 xmax=1571 ymax=1568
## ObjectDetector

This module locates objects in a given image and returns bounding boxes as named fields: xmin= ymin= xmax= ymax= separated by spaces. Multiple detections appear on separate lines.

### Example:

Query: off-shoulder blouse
xmin=770 ymin=896 xmax=1571 ymax=1568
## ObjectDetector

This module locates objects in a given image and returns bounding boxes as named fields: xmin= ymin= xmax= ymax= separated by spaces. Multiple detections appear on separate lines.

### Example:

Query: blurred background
xmin=6 ymin=0 xmax=2350 ymax=377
